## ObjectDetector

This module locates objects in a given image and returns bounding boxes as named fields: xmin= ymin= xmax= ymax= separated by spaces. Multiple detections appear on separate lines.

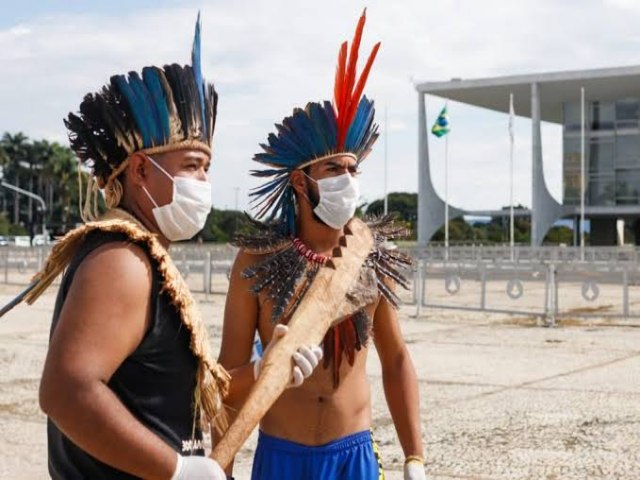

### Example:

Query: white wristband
xmin=170 ymin=453 xmax=183 ymax=480
xmin=171 ymin=454 xmax=226 ymax=480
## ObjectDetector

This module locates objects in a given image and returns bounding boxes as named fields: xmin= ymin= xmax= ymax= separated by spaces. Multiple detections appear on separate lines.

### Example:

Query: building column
xmin=417 ymin=92 xmax=464 ymax=246
xmin=531 ymin=82 xmax=564 ymax=246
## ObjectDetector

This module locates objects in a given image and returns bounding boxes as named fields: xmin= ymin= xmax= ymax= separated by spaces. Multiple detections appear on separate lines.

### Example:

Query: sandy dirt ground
xmin=1 ymin=279 xmax=639 ymax=479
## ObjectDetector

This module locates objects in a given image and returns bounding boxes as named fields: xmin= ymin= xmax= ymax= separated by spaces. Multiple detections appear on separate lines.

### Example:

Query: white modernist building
xmin=416 ymin=66 xmax=640 ymax=246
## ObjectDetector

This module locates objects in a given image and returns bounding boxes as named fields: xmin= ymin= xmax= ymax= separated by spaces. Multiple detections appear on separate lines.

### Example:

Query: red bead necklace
xmin=292 ymin=238 xmax=331 ymax=265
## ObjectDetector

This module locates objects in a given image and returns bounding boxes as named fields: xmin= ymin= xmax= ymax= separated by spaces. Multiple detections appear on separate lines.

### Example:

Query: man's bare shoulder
xmin=72 ymin=241 xmax=153 ymax=297
xmin=231 ymin=246 xmax=281 ymax=277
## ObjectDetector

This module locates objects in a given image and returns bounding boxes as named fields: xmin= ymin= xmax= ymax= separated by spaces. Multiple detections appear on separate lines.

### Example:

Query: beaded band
xmin=404 ymin=455 xmax=425 ymax=466
xmin=292 ymin=237 xmax=331 ymax=265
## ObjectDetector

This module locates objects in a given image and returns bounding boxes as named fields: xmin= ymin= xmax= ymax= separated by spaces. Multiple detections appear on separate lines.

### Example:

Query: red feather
xmin=341 ymin=10 xmax=366 ymax=105
xmin=334 ymin=42 xmax=347 ymax=112
xmin=333 ymin=8 xmax=380 ymax=150
xmin=333 ymin=327 xmax=342 ymax=387
xmin=343 ymin=318 xmax=357 ymax=366
xmin=343 ymin=42 xmax=380 ymax=134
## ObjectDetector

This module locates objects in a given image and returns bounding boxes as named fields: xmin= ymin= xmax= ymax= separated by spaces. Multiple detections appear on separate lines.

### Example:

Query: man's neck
xmin=118 ymin=200 xmax=171 ymax=249
xmin=295 ymin=213 xmax=344 ymax=257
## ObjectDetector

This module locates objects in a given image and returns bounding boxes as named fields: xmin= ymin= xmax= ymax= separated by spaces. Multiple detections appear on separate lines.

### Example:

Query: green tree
xmin=0 ymin=132 xmax=85 ymax=237
xmin=365 ymin=192 xmax=417 ymax=239
xmin=199 ymin=208 xmax=249 ymax=243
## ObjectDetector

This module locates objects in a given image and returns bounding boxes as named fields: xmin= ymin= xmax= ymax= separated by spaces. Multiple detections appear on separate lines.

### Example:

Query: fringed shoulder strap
xmin=25 ymin=208 xmax=230 ymax=434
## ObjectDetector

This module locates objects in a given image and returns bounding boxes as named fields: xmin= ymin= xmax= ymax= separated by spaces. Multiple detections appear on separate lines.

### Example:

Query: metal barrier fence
xmin=411 ymin=245 xmax=640 ymax=264
xmin=410 ymin=259 xmax=640 ymax=325
xmin=2 ymin=245 xmax=639 ymax=324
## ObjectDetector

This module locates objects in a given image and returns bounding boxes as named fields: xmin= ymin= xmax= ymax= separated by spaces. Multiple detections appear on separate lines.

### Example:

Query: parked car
xmin=12 ymin=236 xmax=31 ymax=248
xmin=32 ymin=234 xmax=49 ymax=246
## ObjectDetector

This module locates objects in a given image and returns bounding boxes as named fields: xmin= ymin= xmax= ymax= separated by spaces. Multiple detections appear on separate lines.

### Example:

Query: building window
xmin=616 ymin=169 xmax=640 ymax=205
xmin=563 ymin=170 xmax=581 ymax=206
xmin=615 ymin=99 xmax=640 ymax=129
xmin=590 ymin=101 xmax=615 ymax=131
xmin=563 ymin=101 xmax=584 ymax=132
xmin=588 ymin=174 xmax=615 ymax=206
xmin=589 ymin=139 xmax=614 ymax=174
xmin=616 ymin=133 xmax=640 ymax=168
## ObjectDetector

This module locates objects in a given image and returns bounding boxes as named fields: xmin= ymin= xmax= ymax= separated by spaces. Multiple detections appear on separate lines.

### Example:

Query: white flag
xmin=508 ymin=93 xmax=515 ymax=141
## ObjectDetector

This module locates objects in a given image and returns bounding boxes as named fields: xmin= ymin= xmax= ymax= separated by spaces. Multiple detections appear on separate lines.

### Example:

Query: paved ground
xmin=0 ymin=283 xmax=639 ymax=479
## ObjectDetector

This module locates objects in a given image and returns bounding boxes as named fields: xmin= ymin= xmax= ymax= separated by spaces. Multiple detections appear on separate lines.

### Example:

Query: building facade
xmin=415 ymin=67 xmax=640 ymax=247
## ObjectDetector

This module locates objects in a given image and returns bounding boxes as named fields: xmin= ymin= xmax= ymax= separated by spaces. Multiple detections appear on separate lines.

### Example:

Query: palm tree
xmin=0 ymin=132 xmax=30 ymax=225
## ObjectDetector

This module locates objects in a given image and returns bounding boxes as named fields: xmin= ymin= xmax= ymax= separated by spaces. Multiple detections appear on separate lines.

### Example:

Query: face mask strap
xmin=301 ymin=170 xmax=318 ymax=185
xmin=142 ymin=155 xmax=176 ymax=210
xmin=146 ymin=155 xmax=175 ymax=183
xmin=141 ymin=185 xmax=160 ymax=209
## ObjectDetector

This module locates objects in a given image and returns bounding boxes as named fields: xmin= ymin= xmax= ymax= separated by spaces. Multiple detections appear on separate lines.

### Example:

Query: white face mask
xmin=303 ymin=172 xmax=360 ymax=230
xmin=142 ymin=156 xmax=212 ymax=242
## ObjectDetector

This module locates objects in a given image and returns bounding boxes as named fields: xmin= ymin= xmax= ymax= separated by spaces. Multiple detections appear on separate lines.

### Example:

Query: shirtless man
xmin=218 ymin=11 xmax=426 ymax=480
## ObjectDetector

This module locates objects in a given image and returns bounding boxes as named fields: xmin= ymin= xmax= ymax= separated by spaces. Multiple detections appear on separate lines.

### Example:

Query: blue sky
xmin=0 ymin=1 xmax=177 ymax=27
xmin=1 ymin=0 xmax=640 ymax=211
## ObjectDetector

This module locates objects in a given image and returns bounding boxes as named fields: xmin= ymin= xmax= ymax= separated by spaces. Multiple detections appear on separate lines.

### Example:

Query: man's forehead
xmin=318 ymin=155 xmax=357 ymax=168
xmin=160 ymin=149 xmax=210 ymax=164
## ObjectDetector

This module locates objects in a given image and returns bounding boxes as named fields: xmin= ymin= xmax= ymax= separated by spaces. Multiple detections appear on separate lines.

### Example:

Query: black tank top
xmin=47 ymin=230 xmax=204 ymax=479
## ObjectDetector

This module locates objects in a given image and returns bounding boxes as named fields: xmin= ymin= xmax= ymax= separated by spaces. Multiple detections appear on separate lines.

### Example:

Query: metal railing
xmin=408 ymin=245 xmax=640 ymax=264
xmin=2 ymin=244 xmax=639 ymax=324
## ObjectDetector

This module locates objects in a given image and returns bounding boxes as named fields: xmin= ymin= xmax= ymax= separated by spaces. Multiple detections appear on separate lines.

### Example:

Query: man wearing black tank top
xmin=33 ymin=15 xmax=322 ymax=480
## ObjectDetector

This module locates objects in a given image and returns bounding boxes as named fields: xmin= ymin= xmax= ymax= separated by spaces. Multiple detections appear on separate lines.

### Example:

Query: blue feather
xmin=128 ymin=72 xmax=162 ymax=146
xmin=307 ymin=103 xmax=332 ymax=154
xmin=113 ymin=74 xmax=154 ymax=146
xmin=345 ymin=97 xmax=374 ymax=151
xmin=142 ymin=67 xmax=171 ymax=143
xmin=192 ymin=12 xmax=207 ymax=133
xmin=293 ymin=108 xmax=324 ymax=158
xmin=250 ymin=167 xmax=289 ymax=177
xmin=322 ymin=101 xmax=338 ymax=148
xmin=272 ymin=124 xmax=307 ymax=163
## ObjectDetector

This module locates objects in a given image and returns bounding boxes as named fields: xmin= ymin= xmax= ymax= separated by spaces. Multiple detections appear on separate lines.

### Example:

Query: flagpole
xmin=509 ymin=93 xmax=515 ymax=262
xmin=444 ymin=101 xmax=449 ymax=259
xmin=580 ymin=87 xmax=586 ymax=261
xmin=384 ymin=106 xmax=388 ymax=216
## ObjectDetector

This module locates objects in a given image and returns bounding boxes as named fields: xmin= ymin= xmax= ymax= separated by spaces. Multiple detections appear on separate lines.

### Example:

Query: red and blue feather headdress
xmin=251 ymin=10 xmax=380 ymax=234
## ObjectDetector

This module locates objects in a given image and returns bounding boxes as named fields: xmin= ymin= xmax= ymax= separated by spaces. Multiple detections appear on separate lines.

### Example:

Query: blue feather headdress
xmin=251 ymin=10 xmax=380 ymax=235
xmin=65 ymin=13 xmax=217 ymax=213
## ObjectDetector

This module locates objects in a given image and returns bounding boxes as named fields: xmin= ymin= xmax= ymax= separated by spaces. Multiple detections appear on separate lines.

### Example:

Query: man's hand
xmin=171 ymin=454 xmax=226 ymax=480
xmin=404 ymin=459 xmax=426 ymax=480
xmin=253 ymin=324 xmax=323 ymax=388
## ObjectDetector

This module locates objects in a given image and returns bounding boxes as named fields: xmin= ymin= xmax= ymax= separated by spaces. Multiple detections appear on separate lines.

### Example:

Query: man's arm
xmin=373 ymin=291 xmax=424 ymax=460
xmin=39 ymin=243 xmax=177 ymax=480
xmin=212 ymin=250 xmax=260 ymax=474
xmin=217 ymin=250 xmax=261 ymax=405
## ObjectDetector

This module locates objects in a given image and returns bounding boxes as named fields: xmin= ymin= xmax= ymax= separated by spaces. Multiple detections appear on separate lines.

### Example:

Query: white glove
xmin=171 ymin=454 xmax=226 ymax=480
xmin=404 ymin=460 xmax=426 ymax=480
xmin=253 ymin=324 xmax=323 ymax=388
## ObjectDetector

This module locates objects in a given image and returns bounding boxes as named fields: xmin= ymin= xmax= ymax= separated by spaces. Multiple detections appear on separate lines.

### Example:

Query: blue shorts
xmin=251 ymin=430 xmax=384 ymax=480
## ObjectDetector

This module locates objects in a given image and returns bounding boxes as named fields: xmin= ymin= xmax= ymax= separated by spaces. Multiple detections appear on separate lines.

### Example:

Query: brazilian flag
xmin=431 ymin=105 xmax=450 ymax=138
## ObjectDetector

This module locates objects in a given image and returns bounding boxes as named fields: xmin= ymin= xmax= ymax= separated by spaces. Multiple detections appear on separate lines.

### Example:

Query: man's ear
xmin=127 ymin=152 xmax=150 ymax=188
xmin=290 ymin=170 xmax=306 ymax=196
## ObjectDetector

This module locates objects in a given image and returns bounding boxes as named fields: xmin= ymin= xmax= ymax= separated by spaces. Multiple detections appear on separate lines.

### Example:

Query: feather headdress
xmin=65 ymin=13 xmax=217 ymax=218
xmin=251 ymin=9 xmax=380 ymax=235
